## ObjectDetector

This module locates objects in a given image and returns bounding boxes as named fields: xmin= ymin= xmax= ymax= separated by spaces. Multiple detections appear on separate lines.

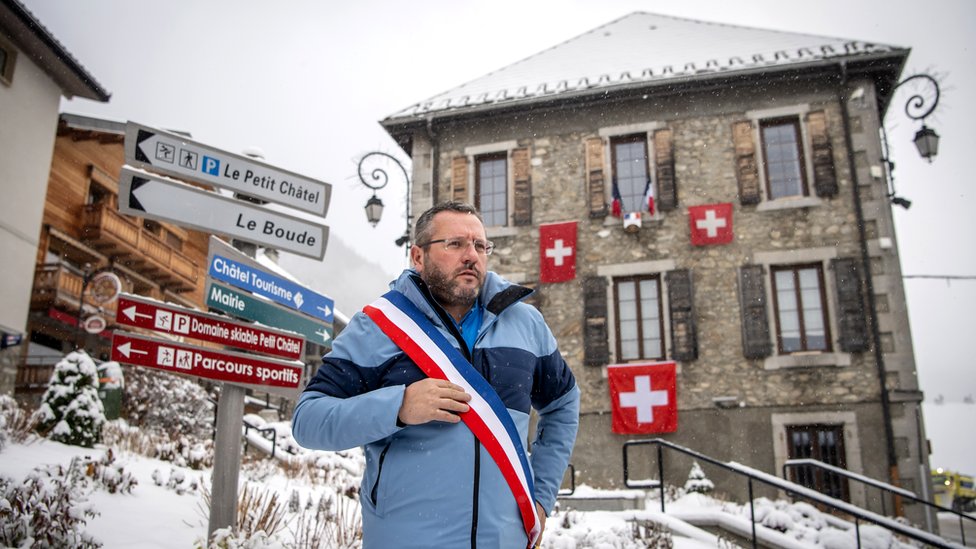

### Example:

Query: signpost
xmin=207 ymin=236 xmax=334 ymax=322
xmin=206 ymin=280 xmax=332 ymax=345
xmin=110 ymin=331 xmax=303 ymax=397
xmin=115 ymin=293 xmax=304 ymax=361
xmin=124 ymin=121 xmax=331 ymax=216
xmin=118 ymin=167 xmax=328 ymax=260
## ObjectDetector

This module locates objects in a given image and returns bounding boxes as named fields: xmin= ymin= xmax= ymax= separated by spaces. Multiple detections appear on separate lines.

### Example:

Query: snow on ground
xmin=0 ymin=427 xmax=950 ymax=549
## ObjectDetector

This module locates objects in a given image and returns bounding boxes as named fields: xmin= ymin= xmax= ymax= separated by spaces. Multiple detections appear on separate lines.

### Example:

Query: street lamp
xmin=890 ymin=73 xmax=941 ymax=163
xmin=357 ymin=151 xmax=412 ymax=250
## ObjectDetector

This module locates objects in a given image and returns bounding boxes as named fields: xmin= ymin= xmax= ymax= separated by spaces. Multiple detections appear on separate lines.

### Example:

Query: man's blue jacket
xmin=292 ymin=269 xmax=580 ymax=548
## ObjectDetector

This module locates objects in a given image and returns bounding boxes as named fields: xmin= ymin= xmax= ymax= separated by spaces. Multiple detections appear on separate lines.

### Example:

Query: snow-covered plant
xmin=122 ymin=365 xmax=214 ymax=440
xmin=80 ymin=448 xmax=138 ymax=494
xmin=289 ymin=489 xmax=361 ymax=549
xmin=0 ymin=395 xmax=34 ymax=448
xmin=0 ymin=460 xmax=101 ymax=548
xmin=683 ymin=460 xmax=714 ymax=494
xmin=33 ymin=350 xmax=105 ymax=448
xmin=196 ymin=527 xmax=286 ymax=549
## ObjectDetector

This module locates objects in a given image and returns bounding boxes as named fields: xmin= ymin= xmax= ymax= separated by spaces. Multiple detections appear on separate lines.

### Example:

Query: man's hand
xmin=535 ymin=502 xmax=547 ymax=548
xmin=398 ymin=378 xmax=471 ymax=425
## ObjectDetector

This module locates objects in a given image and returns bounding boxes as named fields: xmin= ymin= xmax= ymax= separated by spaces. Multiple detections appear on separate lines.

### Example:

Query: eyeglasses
xmin=420 ymin=237 xmax=495 ymax=256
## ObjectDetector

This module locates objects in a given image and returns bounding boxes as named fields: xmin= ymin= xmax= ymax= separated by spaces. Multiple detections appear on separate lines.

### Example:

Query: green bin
xmin=97 ymin=361 xmax=124 ymax=420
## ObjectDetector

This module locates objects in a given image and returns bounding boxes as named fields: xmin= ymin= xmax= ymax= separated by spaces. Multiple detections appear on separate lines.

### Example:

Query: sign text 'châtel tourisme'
xmin=209 ymin=253 xmax=334 ymax=322
xmin=123 ymin=121 xmax=331 ymax=216
xmin=114 ymin=294 xmax=304 ymax=361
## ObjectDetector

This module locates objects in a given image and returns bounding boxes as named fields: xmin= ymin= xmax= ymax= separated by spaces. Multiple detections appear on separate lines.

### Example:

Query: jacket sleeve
xmin=291 ymin=311 xmax=405 ymax=451
xmin=530 ymin=382 xmax=580 ymax=515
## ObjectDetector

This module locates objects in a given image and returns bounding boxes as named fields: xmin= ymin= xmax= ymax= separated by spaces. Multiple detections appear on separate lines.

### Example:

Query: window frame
xmin=759 ymin=116 xmax=810 ymax=200
xmin=612 ymin=274 xmax=666 ymax=362
xmin=770 ymin=263 xmax=833 ymax=354
xmin=609 ymin=133 xmax=652 ymax=214
xmin=786 ymin=423 xmax=851 ymax=502
xmin=474 ymin=151 xmax=509 ymax=228
xmin=0 ymin=34 xmax=16 ymax=86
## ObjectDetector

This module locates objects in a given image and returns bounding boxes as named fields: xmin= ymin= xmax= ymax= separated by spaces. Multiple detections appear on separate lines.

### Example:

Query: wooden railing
xmin=31 ymin=264 xmax=84 ymax=311
xmin=81 ymin=203 xmax=200 ymax=292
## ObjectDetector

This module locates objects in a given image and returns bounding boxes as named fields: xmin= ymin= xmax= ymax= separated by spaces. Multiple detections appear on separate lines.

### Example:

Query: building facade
xmin=0 ymin=0 xmax=110 ymax=394
xmin=381 ymin=13 xmax=931 ymax=524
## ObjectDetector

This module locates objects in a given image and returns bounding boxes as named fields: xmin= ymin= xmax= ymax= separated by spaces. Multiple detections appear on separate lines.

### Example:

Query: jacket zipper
xmin=370 ymin=440 xmax=392 ymax=506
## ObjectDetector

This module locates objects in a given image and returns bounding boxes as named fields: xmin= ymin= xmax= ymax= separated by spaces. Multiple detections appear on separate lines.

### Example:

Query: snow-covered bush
xmin=122 ymin=365 xmax=214 ymax=439
xmin=0 ymin=395 xmax=34 ymax=449
xmin=80 ymin=448 xmax=138 ymax=494
xmin=33 ymin=350 xmax=105 ymax=448
xmin=0 ymin=460 xmax=100 ymax=548
xmin=683 ymin=460 xmax=714 ymax=494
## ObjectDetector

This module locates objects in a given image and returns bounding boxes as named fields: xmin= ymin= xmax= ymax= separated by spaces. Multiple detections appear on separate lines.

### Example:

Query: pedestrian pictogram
xmin=180 ymin=148 xmax=198 ymax=170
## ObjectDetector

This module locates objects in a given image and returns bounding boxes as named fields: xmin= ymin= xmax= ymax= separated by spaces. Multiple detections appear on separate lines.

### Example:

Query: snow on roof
xmin=384 ymin=12 xmax=905 ymax=122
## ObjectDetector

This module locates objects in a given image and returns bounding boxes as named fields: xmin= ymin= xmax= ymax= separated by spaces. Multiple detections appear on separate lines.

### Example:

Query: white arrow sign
xmin=116 ymin=341 xmax=149 ymax=359
xmin=124 ymin=122 xmax=331 ymax=216
xmin=119 ymin=167 xmax=328 ymax=260
xmin=121 ymin=305 xmax=153 ymax=322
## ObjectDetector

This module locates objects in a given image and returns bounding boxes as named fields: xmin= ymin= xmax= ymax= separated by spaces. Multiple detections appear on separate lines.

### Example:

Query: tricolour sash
xmin=363 ymin=290 xmax=541 ymax=547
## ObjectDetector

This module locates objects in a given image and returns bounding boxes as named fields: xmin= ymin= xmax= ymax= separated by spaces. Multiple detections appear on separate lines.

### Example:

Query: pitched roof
xmin=383 ymin=12 xmax=906 ymax=124
xmin=0 ymin=0 xmax=110 ymax=101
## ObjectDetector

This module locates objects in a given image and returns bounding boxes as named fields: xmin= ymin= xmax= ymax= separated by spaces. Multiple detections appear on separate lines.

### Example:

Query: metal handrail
xmin=784 ymin=458 xmax=974 ymax=545
xmin=557 ymin=463 xmax=576 ymax=496
xmin=242 ymin=419 xmax=279 ymax=458
xmin=623 ymin=438 xmax=958 ymax=549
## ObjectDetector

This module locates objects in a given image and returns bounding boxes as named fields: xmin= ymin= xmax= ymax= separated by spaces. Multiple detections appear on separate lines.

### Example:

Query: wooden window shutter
xmin=806 ymin=110 xmax=838 ymax=198
xmin=666 ymin=269 xmax=697 ymax=361
xmin=451 ymin=156 xmax=468 ymax=203
xmin=585 ymin=137 xmax=608 ymax=218
xmin=582 ymin=276 xmax=610 ymax=366
xmin=738 ymin=264 xmax=772 ymax=359
xmin=832 ymin=257 xmax=869 ymax=352
xmin=511 ymin=147 xmax=532 ymax=226
xmin=654 ymin=128 xmax=677 ymax=212
xmin=732 ymin=121 xmax=762 ymax=205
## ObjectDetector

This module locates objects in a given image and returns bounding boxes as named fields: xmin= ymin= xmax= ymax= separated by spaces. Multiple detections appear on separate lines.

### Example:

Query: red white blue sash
xmin=363 ymin=290 xmax=541 ymax=547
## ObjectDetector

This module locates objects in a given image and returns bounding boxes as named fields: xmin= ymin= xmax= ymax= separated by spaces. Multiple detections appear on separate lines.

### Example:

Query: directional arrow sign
xmin=118 ymin=166 xmax=328 ymax=260
xmin=111 ymin=331 xmax=304 ymax=397
xmin=123 ymin=121 xmax=331 ymax=216
xmin=208 ymin=236 xmax=334 ymax=323
xmin=206 ymin=281 xmax=332 ymax=346
xmin=114 ymin=293 xmax=304 ymax=361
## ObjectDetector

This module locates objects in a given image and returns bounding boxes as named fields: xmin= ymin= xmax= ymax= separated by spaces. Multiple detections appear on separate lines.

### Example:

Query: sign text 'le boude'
xmin=118 ymin=167 xmax=328 ymax=260
xmin=114 ymin=293 xmax=304 ymax=361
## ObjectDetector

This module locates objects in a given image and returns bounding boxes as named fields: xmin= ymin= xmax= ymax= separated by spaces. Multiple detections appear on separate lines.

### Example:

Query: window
xmin=475 ymin=153 xmax=507 ymax=227
xmin=613 ymin=275 xmax=664 ymax=361
xmin=760 ymin=117 xmax=808 ymax=199
xmin=87 ymin=182 xmax=113 ymax=206
xmin=786 ymin=424 xmax=850 ymax=501
xmin=771 ymin=264 xmax=830 ymax=353
xmin=611 ymin=134 xmax=650 ymax=213
xmin=0 ymin=36 xmax=15 ymax=86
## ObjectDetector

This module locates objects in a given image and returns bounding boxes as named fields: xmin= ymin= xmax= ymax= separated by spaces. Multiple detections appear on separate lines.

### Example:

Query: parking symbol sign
xmin=202 ymin=155 xmax=220 ymax=176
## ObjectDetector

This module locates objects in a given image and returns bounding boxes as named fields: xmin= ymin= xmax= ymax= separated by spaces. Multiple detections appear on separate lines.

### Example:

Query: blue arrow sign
xmin=208 ymin=254 xmax=334 ymax=323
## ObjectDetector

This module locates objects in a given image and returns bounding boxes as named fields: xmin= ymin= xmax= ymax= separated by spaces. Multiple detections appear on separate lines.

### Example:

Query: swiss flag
xmin=539 ymin=221 xmax=576 ymax=283
xmin=688 ymin=203 xmax=733 ymax=246
xmin=608 ymin=361 xmax=677 ymax=435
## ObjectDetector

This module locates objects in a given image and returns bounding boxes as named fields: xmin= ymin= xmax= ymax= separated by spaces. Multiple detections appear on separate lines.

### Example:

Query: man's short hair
xmin=414 ymin=201 xmax=483 ymax=245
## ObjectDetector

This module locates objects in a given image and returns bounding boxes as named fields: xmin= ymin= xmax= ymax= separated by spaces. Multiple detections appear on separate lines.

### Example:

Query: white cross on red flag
xmin=608 ymin=361 xmax=678 ymax=434
xmin=688 ymin=202 xmax=734 ymax=246
xmin=539 ymin=221 xmax=577 ymax=283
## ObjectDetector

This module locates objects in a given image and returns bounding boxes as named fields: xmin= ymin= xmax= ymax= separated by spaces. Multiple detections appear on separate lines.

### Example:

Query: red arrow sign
xmin=114 ymin=294 xmax=304 ymax=361
xmin=111 ymin=331 xmax=304 ymax=396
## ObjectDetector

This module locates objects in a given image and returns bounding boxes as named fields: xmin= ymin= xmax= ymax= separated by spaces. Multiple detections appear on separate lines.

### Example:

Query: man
xmin=292 ymin=201 xmax=580 ymax=548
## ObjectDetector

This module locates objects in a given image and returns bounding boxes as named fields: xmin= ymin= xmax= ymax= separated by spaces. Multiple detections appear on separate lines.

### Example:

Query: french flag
xmin=611 ymin=176 xmax=622 ymax=218
xmin=643 ymin=179 xmax=655 ymax=215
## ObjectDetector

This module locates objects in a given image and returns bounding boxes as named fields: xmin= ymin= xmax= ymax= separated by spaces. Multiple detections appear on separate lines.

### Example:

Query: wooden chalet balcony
xmin=81 ymin=203 xmax=199 ymax=292
xmin=30 ymin=263 xmax=124 ymax=318
xmin=31 ymin=263 xmax=84 ymax=314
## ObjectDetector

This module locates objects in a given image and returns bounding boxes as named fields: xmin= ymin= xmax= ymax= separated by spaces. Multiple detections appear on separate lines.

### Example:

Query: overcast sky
xmin=22 ymin=0 xmax=975 ymax=406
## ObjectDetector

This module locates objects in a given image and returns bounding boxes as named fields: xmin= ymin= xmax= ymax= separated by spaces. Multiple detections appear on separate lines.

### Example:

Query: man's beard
xmin=422 ymin=259 xmax=483 ymax=310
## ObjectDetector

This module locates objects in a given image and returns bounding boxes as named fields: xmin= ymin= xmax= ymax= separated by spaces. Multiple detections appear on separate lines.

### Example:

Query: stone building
xmin=380 ymin=13 xmax=931 ymax=524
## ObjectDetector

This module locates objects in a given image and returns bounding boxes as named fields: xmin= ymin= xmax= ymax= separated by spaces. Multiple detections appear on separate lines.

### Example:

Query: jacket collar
xmin=391 ymin=268 xmax=533 ymax=323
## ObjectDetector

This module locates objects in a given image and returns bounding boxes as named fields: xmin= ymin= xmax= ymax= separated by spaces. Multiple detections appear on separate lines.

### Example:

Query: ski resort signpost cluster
xmin=109 ymin=122 xmax=333 ymax=537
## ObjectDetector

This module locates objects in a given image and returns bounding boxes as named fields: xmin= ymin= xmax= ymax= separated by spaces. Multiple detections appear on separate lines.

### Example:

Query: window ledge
xmin=601 ymin=211 xmax=663 ymax=228
xmin=763 ymin=352 xmax=851 ymax=370
xmin=485 ymin=226 xmax=521 ymax=239
xmin=756 ymin=196 xmax=823 ymax=212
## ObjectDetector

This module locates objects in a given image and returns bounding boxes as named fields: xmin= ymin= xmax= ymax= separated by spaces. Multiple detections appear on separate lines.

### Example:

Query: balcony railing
xmin=81 ymin=203 xmax=199 ymax=292
xmin=31 ymin=264 xmax=84 ymax=313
